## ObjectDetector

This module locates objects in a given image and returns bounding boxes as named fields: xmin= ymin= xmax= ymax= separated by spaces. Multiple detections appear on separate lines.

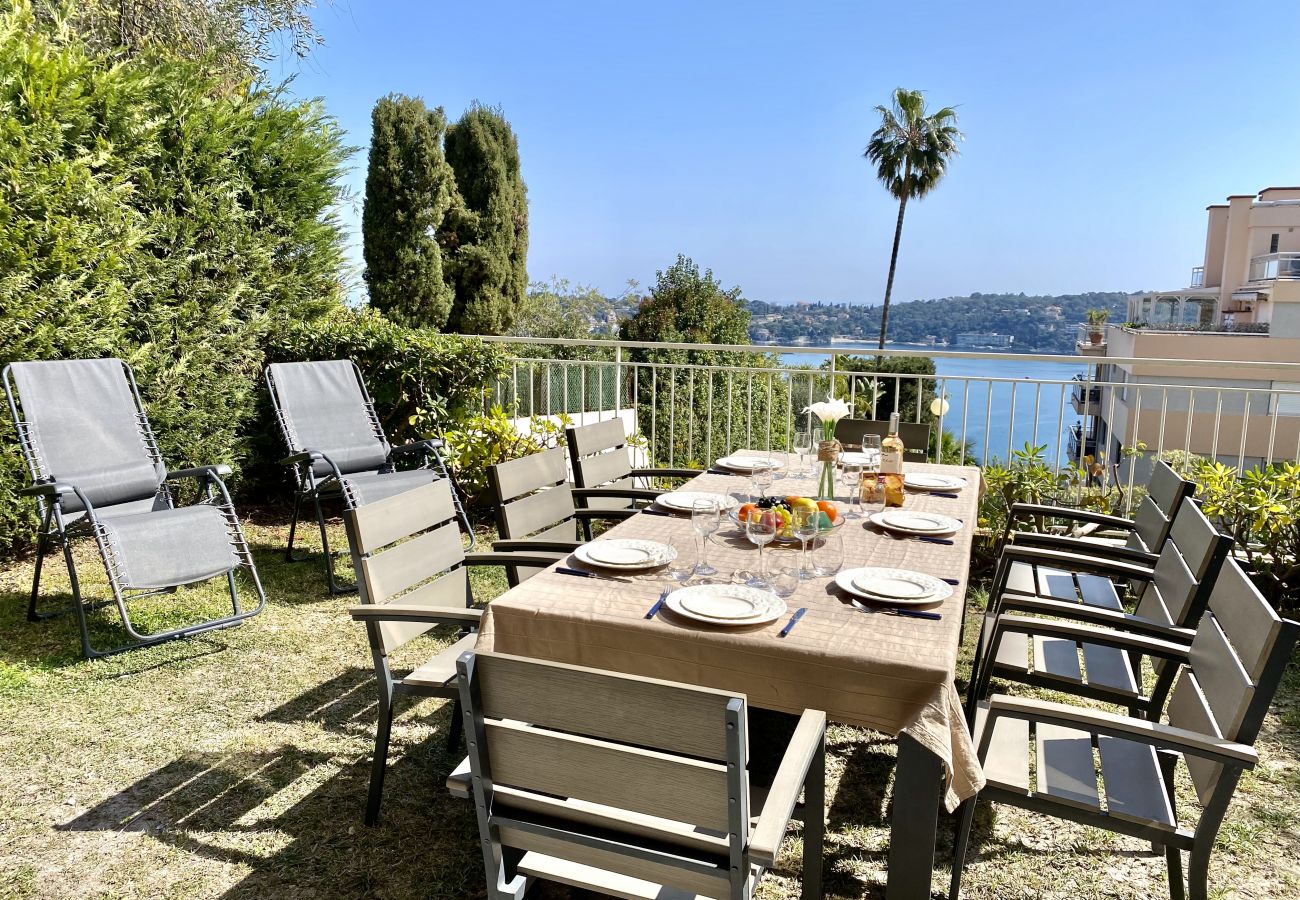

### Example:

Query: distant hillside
xmin=745 ymin=292 xmax=1129 ymax=353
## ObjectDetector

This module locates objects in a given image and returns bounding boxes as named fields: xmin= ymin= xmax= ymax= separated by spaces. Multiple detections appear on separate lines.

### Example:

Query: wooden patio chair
xmin=487 ymin=447 xmax=640 ymax=586
xmin=968 ymin=500 xmax=1232 ymax=722
xmin=343 ymin=479 xmax=562 ymax=825
xmin=997 ymin=459 xmax=1196 ymax=603
xmin=454 ymin=650 xmax=826 ymax=900
xmin=953 ymin=558 xmax=1300 ymax=900
xmin=565 ymin=419 xmax=699 ymax=531
xmin=835 ymin=417 xmax=931 ymax=462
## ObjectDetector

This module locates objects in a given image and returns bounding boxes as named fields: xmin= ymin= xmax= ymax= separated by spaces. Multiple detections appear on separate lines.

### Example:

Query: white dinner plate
xmin=715 ymin=455 xmax=781 ymax=473
xmin=835 ymin=567 xmax=953 ymax=607
xmin=573 ymin=539 xmax=676 ymax=570
xmin=666 ymin=584 xmax=786 ymax=626
xmin=904 ymin=473 xmax=968 ymax=492
xmin=839 ymin=451 xmax=880 ymax=468
xmin=655 ymin=491 xmax=738 ymax=513
xmin=869 ymin=510 xmax=961 ymax=536
xmin=851 ymin=569 xmax=935 ymax=600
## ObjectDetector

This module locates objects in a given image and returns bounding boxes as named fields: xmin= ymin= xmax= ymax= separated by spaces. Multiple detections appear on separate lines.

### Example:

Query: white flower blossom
xmin=803 ymin=395 xmax=850 ymax=424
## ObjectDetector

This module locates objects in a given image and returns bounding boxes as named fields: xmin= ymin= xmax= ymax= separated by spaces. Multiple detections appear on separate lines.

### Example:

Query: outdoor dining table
xmin=475 ymin=452 xmax=986 ymax=899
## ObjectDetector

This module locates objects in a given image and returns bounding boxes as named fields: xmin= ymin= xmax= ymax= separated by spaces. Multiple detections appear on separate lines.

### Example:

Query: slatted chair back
xmin=488 ymin=447 xmax=581 ymax=543
xmin=458 ymin=650 xmax=751 ymax=898
xmin=1126 ymin=460 xmax=1195 ymax=553
xmin=1133 ymin=501 xmax=1230 ymax=629
xmin=565 ymin=418 xmax=646 ymax=515
xmin=5 ymin=359 xmax=165 ymax=516
xmin=835 ymin=418 xmax=931 ymax=462
xmin=1167 ymin=559 xmax=1298 ymax=807
xmin=346 ymin=479 xmax=470 ymax=654
xmin=266 ymin=360 xmax=390 ymax=478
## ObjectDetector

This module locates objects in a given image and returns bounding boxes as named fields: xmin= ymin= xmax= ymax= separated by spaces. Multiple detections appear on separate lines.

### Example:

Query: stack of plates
xmin=572 ymin=539 xmax=676 ymax=571
xmin=903 ymin=473 xmax=967 ymax=492
xmin=714 ymin=455 xmax=781 ymax=473
xmin=835 ymin=567 xmax=952 ymax=607
xmin=654 ymin=491 xmax=738 ymax=514
xmin=664 ymin=584 xmax=786 ymax=626
xmin=869 ymin=509 xmax=961 ymax=536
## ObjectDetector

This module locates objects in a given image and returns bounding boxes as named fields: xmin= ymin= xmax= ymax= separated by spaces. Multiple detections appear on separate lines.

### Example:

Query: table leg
xmin=887 ymin=732 xmax=943 ymax=900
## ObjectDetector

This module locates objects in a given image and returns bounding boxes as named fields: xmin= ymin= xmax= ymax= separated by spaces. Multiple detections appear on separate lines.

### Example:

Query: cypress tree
xmin=441 ymin=104 xmax=528 ymax=335
xmin=362 ymin=94 xmax=456 ymax=328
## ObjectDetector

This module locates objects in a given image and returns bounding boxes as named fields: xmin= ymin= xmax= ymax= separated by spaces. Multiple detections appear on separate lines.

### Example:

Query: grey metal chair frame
xmin=967 ymin=501 xmax=1232 ymax=723
xmin=835 ymin=418 xmax=932 ymax=462
xmin=487 ymin=447 xmax=641 ymax=587
xmin=343 ymin=480 xmax=561 ymax=826
xmin=952 ymin=560 xmax=1300 ymax=900
xmin=455 ymin=649 xmax=826 ymax=900
xmin=265 ymin=360 xmax=471 ymax=594
xmin=4 ymin=360 xmax=265 ymax=659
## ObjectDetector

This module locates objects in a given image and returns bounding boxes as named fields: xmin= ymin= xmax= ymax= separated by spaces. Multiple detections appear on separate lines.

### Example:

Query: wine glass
xmin=744 ymin=510 xmax=778 ymax=588
xmin=663 ymin=532 xmax=696 ymax=584
xmin=792 ymin=506 xmax=820 ymax=579
xmin=793 ymin=430 xmax=812 ymax=476
xmin=811 ymin=530 xmax=844 ymax=578
xmin=752 ymin=456 xmax=776 ymax=498
xmin=840 ymin=464 xmax=863 ymax=519
xmin=692 ymin=498 xmax=721 ymax=576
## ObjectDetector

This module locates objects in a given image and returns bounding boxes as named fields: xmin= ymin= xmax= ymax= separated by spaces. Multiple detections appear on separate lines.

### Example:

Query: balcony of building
xmin=1247 ymin=251 xmax=1300 ymax=283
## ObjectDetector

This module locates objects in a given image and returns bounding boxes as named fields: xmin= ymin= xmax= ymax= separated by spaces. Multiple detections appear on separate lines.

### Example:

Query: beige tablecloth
xmin=476 ymin=453 xmax=985 ymax=811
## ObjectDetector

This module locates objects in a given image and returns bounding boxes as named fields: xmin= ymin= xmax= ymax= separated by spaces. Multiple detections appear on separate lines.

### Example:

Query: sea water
xmin=776 ymin=345 xmax=1083 ymax=465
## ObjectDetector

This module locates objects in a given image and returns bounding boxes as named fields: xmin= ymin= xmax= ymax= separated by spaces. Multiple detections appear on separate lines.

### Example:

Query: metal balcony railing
xmin=1248 ymin=252 xmax=1300 ymax=282
xmin=469 ymin=337 xmax=1300 ymax=487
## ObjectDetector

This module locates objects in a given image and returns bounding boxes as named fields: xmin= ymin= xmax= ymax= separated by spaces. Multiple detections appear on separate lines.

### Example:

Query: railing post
xmin=614 ymin=345 xmax=623 ymax=418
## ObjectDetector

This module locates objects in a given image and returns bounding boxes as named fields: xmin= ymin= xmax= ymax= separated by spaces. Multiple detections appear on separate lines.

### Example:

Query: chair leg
xmin=446 ymin=697 xmax=464 ymax=753
xmin=26 ymin=530 xmax=48 ymax=622
xmin=63 ymin=541 xmax=97 ymax=661
xmin=1166 ymin=847 xmax=1186 ymax=900
xmin=949 ymin=797 xmax=977 ymax=899
xmin=366 ymin=692 xmax=395 ymax=827
xmin=285 ymin=491 xmax=309 ymax=563
xmin=313 ymin=494 xmax=356 ymax=595
xmin=800 ymin=733 xmax=825 ymax=900
xmin=1187 ymin=844 xmax=1211 ymax=900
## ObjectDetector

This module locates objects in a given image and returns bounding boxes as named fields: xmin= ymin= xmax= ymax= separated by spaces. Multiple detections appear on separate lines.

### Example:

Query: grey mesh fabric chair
xmin=487 ymin=447 xmax=640 ymax=586
xmin=967 ymin=500 xmax=1232 ymax=723
xmin=4 ymin=358 xmax=265 ymax=659
xmin=953 ymin=559 xmax=1300 ymax=900
xmin=835 ymin=418 xmax=931 ymax=462
xmin=565 ymin=419 xmax=698 ymax=537
xmin=455 ymin=650 xmax=826 ymax=899
xmin=266 ymin=359 xmax=469 ymax=594
xmin=343 ymin=479 xmax=561 ymax=826
xmin=997 ymin=460 xmax=1196 ymax=604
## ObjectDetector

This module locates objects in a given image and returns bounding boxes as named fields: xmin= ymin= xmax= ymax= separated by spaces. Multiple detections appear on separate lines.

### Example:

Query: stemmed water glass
xmin=691 ymin=497 xmax=721 ymax=576
xmin=792 ymin=506 xmax=820 ymax=579
xmin=840 ymin=464 xmax=863 ymax=519
xmin=752 ymin=456 xmax=776 ymax=499
xmin=744 ymin=510 xmax=778 ymax=588
xmin=793 ymin=430 xmax=812 ymax=477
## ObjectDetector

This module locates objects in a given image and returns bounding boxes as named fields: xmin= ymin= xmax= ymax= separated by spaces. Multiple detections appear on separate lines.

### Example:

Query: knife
xmin=555 ymin=566 xmax=632 ymax=583
xmin=778 ymin=607 xmax=807 ymax=638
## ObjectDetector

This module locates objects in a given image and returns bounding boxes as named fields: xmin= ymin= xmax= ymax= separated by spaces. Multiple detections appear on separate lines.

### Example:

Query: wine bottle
xmin=881 ymin=412 xmax=905 ymax=508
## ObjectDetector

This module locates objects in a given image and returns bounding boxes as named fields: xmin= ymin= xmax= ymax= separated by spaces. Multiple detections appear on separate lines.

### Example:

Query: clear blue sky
xmin=280 ymin=0 xmax=1300 ymax=305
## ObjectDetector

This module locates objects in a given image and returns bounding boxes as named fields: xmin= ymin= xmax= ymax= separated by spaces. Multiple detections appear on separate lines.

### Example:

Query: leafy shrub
xmin=442 ymin=408 xmax=567 ymax=515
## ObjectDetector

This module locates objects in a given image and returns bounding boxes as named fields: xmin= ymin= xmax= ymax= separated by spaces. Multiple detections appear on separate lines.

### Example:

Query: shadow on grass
xmin=258 ymin=666 xmax=377 ymax=735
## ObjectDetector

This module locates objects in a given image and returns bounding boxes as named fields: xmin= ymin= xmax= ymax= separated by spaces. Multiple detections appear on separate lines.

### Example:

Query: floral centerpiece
xmin=804 ymin=395 xmax=850 ymax=500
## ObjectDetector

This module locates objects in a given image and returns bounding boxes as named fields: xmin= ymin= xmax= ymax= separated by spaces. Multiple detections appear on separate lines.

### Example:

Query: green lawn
xmin=1 ymin=512 xmax=1298 ymax=899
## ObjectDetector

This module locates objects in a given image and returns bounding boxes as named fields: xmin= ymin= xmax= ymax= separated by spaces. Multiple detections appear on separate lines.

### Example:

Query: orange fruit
xmin=738 ymin=503 xmax=758 ymax=522
xmin=816 ymin=500 xmax=839 ymax=523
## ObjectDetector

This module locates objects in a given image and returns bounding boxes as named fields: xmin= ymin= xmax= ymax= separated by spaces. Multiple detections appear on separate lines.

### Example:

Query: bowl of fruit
xmin=731 ymin=496 xmax=842 ymax=542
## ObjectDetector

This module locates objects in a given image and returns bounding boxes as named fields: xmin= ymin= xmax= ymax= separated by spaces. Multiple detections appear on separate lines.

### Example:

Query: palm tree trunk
xmin=877 ymin=193 xmax=908 ymax=351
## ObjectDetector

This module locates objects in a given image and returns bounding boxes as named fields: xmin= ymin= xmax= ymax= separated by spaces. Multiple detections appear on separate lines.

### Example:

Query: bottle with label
xmin=881 ymin=412 xmax=905 ymax=508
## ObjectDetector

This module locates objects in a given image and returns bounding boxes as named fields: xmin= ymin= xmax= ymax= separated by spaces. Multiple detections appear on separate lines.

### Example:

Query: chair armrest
xmin=349 ymin=604 xmax=483 ymax=625
xmin=631 ymin=467 xmax=702 ymax=479
xmin=983 ymin=694 xmax=1258 ymax=768
xmin=1008 ymin=503 xmax=1135 ymax=532
xmin=166 ymin=464 xmax=233 ymax=482
xmin=573 ymin=508 xmax=639 ymax=522
xmin=749 ymin=709 xmax=826 ymax=868
xmin=20 ymin=481 xmax=75 ymax=498
xmin=996 ymin=595 xmax=1196 ymax=643
xmin=1007 ymin=532 xmax=1158 ymax=567
xmin=997 ymin=545 xmax=1155 ymax=584
xmin=572 ymin=487 xmax=664 ymax=502
xmin=492 ymin=539 xmax=582 ymax=554
xmin=993 ymin=614 xmax=1193 ymax=662
xmin=278 ymin=449 xmax=324 ymax=467
xmin=465 ymin=551 xmax=566 ymax=570
xmin=388 ymin=440 xmax=436 ymax=459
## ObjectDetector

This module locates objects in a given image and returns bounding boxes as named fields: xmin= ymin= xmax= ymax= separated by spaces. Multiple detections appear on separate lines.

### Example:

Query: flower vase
xmin=815 ymin=439 xmax=841 ymax=501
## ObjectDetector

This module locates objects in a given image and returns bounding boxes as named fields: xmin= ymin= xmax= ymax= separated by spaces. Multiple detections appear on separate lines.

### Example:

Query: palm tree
xmin=865 ymin=88 xmax=963 ymax=350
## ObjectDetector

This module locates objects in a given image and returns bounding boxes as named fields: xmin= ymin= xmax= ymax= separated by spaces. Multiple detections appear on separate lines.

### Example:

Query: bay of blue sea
xmin=776 ymin=343 xmax=1084 ymax=464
